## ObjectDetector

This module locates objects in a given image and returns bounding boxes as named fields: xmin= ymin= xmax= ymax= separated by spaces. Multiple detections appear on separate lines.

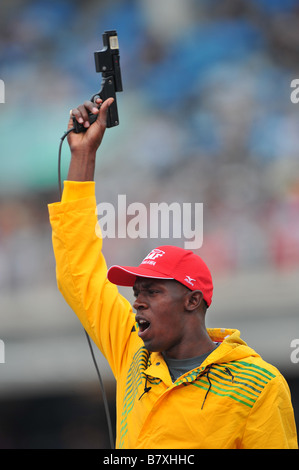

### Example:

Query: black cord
xmin=58 ymin=128 xmax=115 ymax=449
xmin=84 ymin=330 xmax=115 ymax=449
xmin=58 ymin=128 xmax=74 ymax=199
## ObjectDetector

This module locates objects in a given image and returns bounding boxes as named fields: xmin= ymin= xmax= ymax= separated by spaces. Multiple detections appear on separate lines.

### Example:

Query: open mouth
xmin=137 ymin=318 xmax=151 ymax=334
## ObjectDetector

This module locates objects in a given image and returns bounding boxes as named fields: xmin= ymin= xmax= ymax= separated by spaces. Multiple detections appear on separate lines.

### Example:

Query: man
xmin=48 ymin=98 xmax=298 ymax=449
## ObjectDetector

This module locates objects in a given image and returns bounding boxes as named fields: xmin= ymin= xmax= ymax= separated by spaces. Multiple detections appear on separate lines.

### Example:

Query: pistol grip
xmin=72 ymin=80 xmax=119 ymax=133
xmin=99 ymin=76 xmax=119 ymax=128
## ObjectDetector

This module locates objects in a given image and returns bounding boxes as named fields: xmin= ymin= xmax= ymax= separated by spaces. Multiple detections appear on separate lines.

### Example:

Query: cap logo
xmin=141 ymin=248 xmax=165 ymax=266
xmin=184 ymin=275 xmax=196 ymax=287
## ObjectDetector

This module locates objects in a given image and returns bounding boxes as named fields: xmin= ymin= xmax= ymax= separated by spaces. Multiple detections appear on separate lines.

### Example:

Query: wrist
xmin=67 ymin=150 xmax=96 ymax=181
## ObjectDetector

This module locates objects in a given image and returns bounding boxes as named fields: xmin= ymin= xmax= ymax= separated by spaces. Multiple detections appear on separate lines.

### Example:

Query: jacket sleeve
xmin=240 ymin=373 xmax=298 ymax=449
xmin=48 ymin=181 xmax=135 ymax=379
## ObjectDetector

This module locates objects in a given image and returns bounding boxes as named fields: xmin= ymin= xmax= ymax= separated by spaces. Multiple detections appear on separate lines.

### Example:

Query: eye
xmin=148 ymin=289 xmax=159 ymax=296
xmin=133 ymin=285 xmax=161 ymax=298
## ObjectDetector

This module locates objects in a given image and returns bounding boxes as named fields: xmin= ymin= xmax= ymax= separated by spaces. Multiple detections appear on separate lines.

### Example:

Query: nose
xmin=133 ymin=293 xmax=148 ymax=312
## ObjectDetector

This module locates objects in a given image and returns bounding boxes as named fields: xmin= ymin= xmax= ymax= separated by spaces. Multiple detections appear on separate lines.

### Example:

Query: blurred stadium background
xmin=0 ymin=0 xmax=298 ymax=448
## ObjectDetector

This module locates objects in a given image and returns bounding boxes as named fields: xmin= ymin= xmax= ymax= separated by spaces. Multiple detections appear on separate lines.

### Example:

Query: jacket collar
xmin=144 ymin=328 xmax=259 ymax=385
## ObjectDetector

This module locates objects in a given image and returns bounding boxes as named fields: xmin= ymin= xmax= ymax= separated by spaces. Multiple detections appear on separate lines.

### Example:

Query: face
xmin=133 ymin=277 xmax=191 ymax=357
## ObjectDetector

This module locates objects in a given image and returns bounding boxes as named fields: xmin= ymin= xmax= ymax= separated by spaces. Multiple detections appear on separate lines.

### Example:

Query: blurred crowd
xmin=1 ymin=0 xmax=299 ymax=293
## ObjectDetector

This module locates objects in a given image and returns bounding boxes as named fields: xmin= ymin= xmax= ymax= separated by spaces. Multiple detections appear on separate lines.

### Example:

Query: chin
xmin=143 ymin=341 xmax=163 ymax=353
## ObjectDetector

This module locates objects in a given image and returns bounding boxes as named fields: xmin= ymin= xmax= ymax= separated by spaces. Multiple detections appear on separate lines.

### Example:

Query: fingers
xmin=71 ymin=98 xmax=103 ymax=129
xmin=96 ymin=97 xmax=114 ymax=127
xmin=67 ymin=97 xmax=115 ymax=137
xmin=69 ymin=97 xmax=114 ymax=130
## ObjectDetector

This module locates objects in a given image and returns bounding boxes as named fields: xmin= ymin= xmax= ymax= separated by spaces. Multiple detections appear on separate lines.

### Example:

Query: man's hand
xmin=67 ymin=97 xmax=114 ymax=181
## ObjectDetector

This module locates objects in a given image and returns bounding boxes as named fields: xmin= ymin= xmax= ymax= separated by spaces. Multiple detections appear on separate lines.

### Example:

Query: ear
xmin=184 ymin=290 xmax=204 ymax=312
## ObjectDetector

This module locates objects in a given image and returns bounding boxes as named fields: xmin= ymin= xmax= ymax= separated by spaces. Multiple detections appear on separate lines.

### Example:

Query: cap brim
xmin=107 ymin=265 xmax=173 ymax=287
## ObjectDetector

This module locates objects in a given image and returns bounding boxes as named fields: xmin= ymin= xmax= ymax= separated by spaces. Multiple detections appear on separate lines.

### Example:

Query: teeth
xmin=137 ymin=319 xmax=150 ymax=332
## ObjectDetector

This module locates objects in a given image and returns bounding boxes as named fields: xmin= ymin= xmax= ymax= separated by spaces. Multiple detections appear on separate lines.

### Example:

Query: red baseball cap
xmin=107 ymin=245 xmax=213 ymax=307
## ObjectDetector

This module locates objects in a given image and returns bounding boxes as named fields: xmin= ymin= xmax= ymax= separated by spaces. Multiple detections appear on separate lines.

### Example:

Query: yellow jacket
xmin=48 ymin=181 xmax=298 ymax=449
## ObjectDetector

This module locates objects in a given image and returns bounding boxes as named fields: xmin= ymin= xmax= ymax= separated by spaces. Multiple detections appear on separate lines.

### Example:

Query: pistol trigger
xmin=90 ymin=93 xmax=101 ymax=103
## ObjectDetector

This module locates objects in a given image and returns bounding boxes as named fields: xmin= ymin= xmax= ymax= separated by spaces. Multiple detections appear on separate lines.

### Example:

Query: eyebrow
xmin=133 ymin=280 xmax=160 ymax=294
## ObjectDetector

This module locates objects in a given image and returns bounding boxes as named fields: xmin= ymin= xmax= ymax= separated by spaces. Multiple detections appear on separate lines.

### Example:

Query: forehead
xmin=133 ymin=277 xmax=186 ymax=293
xmin=133 ymin=278 xmax=167 ymax=290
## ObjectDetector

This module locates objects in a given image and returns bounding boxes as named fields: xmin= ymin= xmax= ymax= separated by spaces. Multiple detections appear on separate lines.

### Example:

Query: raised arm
xmin=48 ymin=98 xmax=136 ymax=378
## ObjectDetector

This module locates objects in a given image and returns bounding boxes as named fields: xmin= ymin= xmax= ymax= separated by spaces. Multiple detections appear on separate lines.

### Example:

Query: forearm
xmin=67 ymin=149 xmax=96 ymax=181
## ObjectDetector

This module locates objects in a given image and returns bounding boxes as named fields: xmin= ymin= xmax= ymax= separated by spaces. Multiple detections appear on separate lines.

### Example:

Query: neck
xmin=164 ymin=328 xmax=216 ymax=360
